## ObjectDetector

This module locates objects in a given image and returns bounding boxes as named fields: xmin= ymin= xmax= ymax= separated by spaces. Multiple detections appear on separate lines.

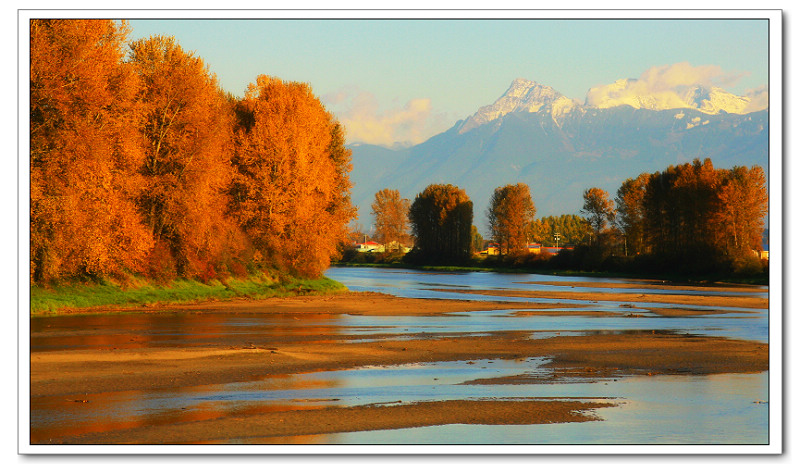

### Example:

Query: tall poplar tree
xmin=487 ymin=183 xmax=536 ymax=255
xmin=231 ymin=75 xmax=356 ymax=278
xmin=128 ymin=35 xmax=245 ymax=279
xmin=615 ymin=173 xmax=650 ymax=255
xmin=408 ymin=184 xmax=473 ymax=263
xmin=30 ymin=19 xmax=152 ymax=282
xmin=713 ymin=165 xmax=768 ymax=259
xmin=581 ymin=188 xmax=616 ymax=239
xmin=371 ymin=189 xmax=411 ymax=250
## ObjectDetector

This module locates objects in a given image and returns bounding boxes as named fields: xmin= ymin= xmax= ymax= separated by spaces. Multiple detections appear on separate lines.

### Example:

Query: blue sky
xmin=126 ymin=16 xmax=770 ymax=146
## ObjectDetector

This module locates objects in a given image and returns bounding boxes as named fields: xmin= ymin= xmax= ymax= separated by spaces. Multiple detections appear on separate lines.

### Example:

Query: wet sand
xmin=29 ymin=287 xmax=769 ymax=445
xmin=161 ymin=290 xmax=585 ymax=315
xmin=518 ymin=280 xmax=766 ymax=293
xmin=433 ymin=288 xmax=769 ymax=309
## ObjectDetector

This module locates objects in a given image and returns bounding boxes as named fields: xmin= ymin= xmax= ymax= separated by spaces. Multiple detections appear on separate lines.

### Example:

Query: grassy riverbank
xmin=29 ymin=273 xmax=348 ymax=317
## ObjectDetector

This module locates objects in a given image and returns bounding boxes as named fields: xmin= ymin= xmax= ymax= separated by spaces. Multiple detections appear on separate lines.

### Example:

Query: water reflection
xmin=30 ymin=267 xmax=770 ymax=445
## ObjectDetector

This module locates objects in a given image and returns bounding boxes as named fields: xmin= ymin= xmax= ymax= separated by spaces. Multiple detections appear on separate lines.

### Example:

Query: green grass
xmin=29 ymin=273 xmax=348 ymax=317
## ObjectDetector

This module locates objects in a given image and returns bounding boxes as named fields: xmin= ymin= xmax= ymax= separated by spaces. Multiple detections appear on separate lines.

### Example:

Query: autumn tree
xmin=528 ymin=218 xmax=552 ymax=246
xmin=371 ymin=189 xmax=410 ymax=250
xmin=615 ymin=173 xmax=650 ymax=255
xmin=487 ymin=183 xmax=536 ymax=255
xmin=642 ymin=159 xmax=720 ymax=260
xmin=30 ymin=19 xmax=153 ymax=283
xmin=712 ymin=165 xmax=768 ymax=259
xmin=127 ymin=35 xmax=246 ymax=279
xmin=230 ymin=75 xmax=356 ymax=278
xmin=581 ymin=187 xmax=616 ymax=240
xmin=408 ymin=184 xmax=473 ymax=263
xmin=470 ymin=225 xmax=484 ymax=254
xmin=530 ymin=215 xmax=591 ymax=247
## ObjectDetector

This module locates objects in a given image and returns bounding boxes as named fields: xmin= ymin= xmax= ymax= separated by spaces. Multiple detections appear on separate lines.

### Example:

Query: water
xmin=29 ymin=266 xmax=771 ymax=445
xmin=326 ymin=266 xmax=769 ymax=343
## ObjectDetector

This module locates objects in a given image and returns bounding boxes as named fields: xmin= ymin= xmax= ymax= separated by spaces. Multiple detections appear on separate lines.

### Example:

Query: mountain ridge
xmin=347 ymin=78 xmax=768 ymax=234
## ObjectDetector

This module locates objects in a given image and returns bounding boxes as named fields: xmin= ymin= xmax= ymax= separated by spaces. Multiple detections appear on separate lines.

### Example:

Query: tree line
xmin=366 ymin=157 xmax=767 ymax=275
xmin=30 ymin=20 xmax=355 ymax=284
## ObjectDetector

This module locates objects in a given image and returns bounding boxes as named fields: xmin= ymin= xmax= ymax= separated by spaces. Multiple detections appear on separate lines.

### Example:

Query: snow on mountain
xmin=462 ymin=78 xmax=759 ymax=136
xmin=458 ymin=78 xmax=583 ymax=133
xmin=587 ymin=78 xmax=753 ymax=115
xmin=348 ymin=77 xmax=768 ymax=232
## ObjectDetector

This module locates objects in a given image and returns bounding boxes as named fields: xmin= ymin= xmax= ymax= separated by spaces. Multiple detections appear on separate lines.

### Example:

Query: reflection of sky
xmin=30 ymin=267 xmax=770 ymax=445
xmin=30 ymin=359 xmax=768 ymax=445
xmin=330 ymin=372 xmax=769 ymax=445
xmin=325 ymin=267 xmax=769 ymax=342
xmin=325 ymin=266 xmax=769 ymax=298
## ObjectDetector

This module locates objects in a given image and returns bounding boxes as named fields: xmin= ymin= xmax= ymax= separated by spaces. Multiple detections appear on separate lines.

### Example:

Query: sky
xmin=124 ymin=15 xmax=769 ymax=147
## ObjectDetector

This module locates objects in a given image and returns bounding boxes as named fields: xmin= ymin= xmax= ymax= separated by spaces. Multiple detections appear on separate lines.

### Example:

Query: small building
xmin=356 ymin=241 xmax=385 ymax=253
xmin=527 ymin=243 xmax=542 ymax=254
xmin=481 ymin=243 xmax=500 ymax=256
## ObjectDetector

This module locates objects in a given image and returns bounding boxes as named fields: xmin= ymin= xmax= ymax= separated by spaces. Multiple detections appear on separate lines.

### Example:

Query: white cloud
xmin=323 ymin=88 xmax=442 ymax=147
xmin=743 ymin=85 xmax=769 ymax=113
xmin=585 ymin=62 xmax=764 ymax=112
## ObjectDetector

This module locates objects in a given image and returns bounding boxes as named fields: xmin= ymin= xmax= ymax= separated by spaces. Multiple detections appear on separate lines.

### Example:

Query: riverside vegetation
xmin=29 ymin=20 xmax=768 ymax=316
xmin=30 ymin=20 xmax=355 ymax=313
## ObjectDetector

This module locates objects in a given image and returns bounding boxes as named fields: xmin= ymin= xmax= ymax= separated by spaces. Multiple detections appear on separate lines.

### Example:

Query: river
xmin=29 ymin=266 xmax=771 ymax=446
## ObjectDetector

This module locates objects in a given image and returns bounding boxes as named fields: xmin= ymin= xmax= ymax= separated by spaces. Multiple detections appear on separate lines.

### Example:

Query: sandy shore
xmin=29 ymin=287 xmax=769 ymax=445
xmin=160 ymin=290 xmax=586 ymax=315
xmin=433 ymin=288 xmax=769 ymax=309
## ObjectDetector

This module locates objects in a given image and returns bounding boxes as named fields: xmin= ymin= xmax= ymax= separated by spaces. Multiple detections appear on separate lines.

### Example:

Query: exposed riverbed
xmin=28 ymin=267 xmax=770 ymax=447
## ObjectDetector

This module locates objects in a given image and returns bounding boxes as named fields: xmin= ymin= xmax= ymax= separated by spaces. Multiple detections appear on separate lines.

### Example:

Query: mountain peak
xmin=587 ymin=80 xmax=754 ymax=115
xmin=459 ymin=78 xmax=579 ymax=133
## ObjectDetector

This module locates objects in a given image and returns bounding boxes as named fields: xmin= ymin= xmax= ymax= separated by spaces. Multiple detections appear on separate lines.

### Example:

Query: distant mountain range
xmin=348 ymin=78 xmax=769 ymax=234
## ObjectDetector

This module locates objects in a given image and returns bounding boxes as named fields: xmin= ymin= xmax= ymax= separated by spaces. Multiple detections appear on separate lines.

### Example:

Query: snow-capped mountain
xmin=348 ymin=78 xmax=768 ymax=233
xmin=587 ymin=79 xmax=754 ymax=115
xmin=458 ymin=78 xmax=584 ymax=133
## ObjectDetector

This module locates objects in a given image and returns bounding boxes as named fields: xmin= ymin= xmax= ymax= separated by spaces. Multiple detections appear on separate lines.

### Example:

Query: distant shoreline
xmin=331 ymin=261 xmax=770 ymax=286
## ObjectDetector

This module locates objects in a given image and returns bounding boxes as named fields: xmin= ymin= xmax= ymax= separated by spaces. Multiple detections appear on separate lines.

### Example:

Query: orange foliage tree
xmin=626 ymin=158 xmax=768 ymax=270
xmin=615 ymin=172 xmax=650 ymax=255
xmin=713 ymin=165 xmax=768 ymax=259
xmin=230 ymin=76 xmax=356 ymax=278
xmin=487 ymin=183 xmax=536 ymax=255
xmin=371 ymin=189 xmax=411 ymax=250
xmin=30 ymin=20 xmax=153 ymax=283
xmin=581 ymin=187 xmax=616 ymax=237
xmin=127 ymin=35 xmax=246 ymax=279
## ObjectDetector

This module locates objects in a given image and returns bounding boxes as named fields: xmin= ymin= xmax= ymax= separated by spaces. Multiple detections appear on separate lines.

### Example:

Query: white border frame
xmin=18 ymin=8 xmax=784 ymax=456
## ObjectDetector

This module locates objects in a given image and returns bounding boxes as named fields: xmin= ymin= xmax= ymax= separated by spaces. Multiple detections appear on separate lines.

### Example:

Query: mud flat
xmin=29 ymin=289 xmax=769 ymax=445
xmin=433 ymin=288 xmax=768 ymax=309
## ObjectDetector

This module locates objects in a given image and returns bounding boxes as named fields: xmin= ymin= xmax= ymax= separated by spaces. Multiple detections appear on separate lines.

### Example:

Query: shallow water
xmin=326 ymin=266 xmax=769 ymax=343
xmin=29 ymin=267 xmax=771 ymax=445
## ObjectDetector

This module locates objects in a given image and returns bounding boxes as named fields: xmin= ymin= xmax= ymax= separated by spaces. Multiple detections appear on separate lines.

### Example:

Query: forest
xmin=30 ymin=20 xmax=768 ymax=291
xmin=30 ymin=20 xmax=355 ymax=286
xmin=359 ymin=158 xmax=768 ymax=278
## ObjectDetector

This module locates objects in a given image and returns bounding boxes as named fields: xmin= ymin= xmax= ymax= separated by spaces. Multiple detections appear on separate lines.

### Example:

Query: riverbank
xmin=29 ymin=286 xmax=769 ymax=445
xmin=29 ymin=274 xmax=347 ymax=317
